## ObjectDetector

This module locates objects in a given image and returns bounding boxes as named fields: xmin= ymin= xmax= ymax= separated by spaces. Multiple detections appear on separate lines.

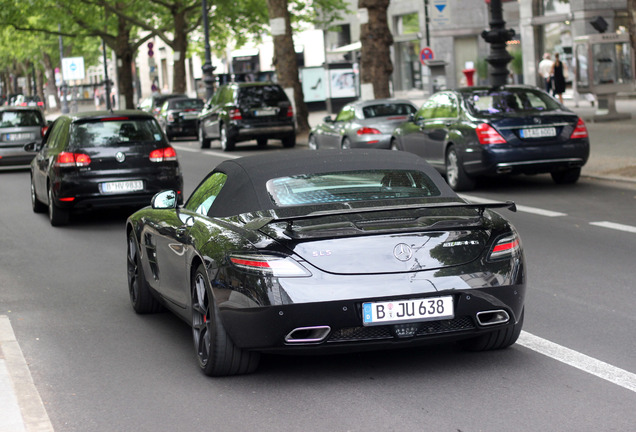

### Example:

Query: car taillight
xmin=476 ymin=123 xmax=506 ymax=145
xmin=286 ymin=106 xmax=294 ymax=118
xmin=356 ymin=127 xmax=381 ymax=135
xmin=56 ymin=152 xmax=91 ymax=167
xmin=41 ymin=126 xmax=48 ymax=137
xmin=149 ymin=147 xmax=177 ymax=162
xmin=229 ymin=108 xmax=242 ymax=120
xmin=488 ymin=232 xmax=521 ymax=261
xmin=229 ymin=253 xmax=311 ymax=277
xmin=570 ymin=118 xmax=588 ymax=139
xmin=167 ymin=113 xmax=175 ymax=122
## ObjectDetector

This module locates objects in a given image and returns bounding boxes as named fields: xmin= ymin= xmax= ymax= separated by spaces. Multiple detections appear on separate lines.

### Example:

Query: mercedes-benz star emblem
xmin=115 ymin=152 xmax=126 ymax=163
xmin=393 ymin=243 xmax=413 ymax=262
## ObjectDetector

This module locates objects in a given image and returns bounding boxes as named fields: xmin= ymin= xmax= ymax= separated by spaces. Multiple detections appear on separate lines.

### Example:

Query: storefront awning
xmin=327 ymin=41 xmax=361 ymax=54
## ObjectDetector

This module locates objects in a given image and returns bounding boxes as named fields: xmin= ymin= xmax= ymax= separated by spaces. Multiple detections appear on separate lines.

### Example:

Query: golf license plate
xmin=520 ymin=127 xmax=557 ymax=138
xmin=100 ymin=180 xmax=144 ymax=194
xmin=362 ymin=296 xmax=454 ymax=326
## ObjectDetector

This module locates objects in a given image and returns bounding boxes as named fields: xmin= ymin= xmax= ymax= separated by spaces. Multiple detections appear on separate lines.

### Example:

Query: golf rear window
xmin=71 ymin=119 xmax=163 ymax=147
xmin=266 ymin=170 xmax=441 ymax=207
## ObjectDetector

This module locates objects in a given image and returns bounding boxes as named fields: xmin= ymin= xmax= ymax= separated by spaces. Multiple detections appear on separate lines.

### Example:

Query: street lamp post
xmin=481 ymin=0 xmax=515 ymax=87
xmin=201 ymin=0 xmax=216 ymax=101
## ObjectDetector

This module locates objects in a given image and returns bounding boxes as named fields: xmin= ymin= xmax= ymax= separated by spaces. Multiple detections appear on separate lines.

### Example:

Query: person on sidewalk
xmin=538 ymin=53 xmax=553 ymax=93
xmin=551 ymin=53 xmax=567 ymax=104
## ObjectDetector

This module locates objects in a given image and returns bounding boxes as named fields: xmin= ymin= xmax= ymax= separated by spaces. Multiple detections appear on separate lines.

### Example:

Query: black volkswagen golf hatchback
xmin=26 ymin=110 xmax=183 ymax=226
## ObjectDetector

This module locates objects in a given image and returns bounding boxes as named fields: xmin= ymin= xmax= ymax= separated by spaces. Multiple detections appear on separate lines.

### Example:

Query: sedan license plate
xmin=520 ymin=127 xmax=557 ymax=138
xmin=6 ymin=133 xmax=33 ymax=141
xmin=362 ymin=296 xmax=454 ymax=326
xmin=254 ymin=107 xmax=277 ymax=116
xmin=100 ymin=180 xmax=144 ymax=194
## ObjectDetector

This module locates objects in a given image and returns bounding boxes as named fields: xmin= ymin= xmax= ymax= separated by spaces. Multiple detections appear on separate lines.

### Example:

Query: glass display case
xmin=574 ymin=33 xmax=633 ymax=95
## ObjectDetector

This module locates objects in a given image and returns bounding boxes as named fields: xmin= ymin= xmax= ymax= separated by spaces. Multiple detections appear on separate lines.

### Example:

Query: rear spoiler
xmin=242 ymin=201 xmax=516 ymax=231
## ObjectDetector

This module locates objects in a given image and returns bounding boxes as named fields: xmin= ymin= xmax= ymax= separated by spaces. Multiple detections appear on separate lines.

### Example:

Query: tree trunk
xmin=358 ymin=0 xmax=393 ymax=99
xmin=114 ymin=15 xmax=135 ymax=109
xmin=171 ymin=11 xmax=188 ymax=94
xmin=41 ymin=52 xmax=61 ymax=111
xmin=265 ymin=0 xmax=310 ymax=134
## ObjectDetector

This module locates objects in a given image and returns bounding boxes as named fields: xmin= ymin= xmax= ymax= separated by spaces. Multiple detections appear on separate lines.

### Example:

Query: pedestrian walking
xmin=550 ymin=53 xmax=567 ymax=104
xmin=538 ymin=53 xmax=553 ymax=93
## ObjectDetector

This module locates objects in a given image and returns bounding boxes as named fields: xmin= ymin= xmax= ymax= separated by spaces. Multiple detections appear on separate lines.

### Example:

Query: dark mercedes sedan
xmin=157 ymin=97 xmax=204 ymax=140
xmin=126 ymin=150 xmax=525 ymax=376
xmin=26 ymin=110 xmax=183 ymax=226
xmin=391 ymin=85 xmax=590 ymax=191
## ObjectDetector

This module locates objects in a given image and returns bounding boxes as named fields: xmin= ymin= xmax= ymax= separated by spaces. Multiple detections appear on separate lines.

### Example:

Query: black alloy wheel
xmin=257 ymin=138 xmax=267 ymax=147
xmin=551 ymin=167 xmax=581 ymax=184
xmin=31 ymin=176 xmax=46 ymax=213
xmin=220 ymin=124 xmax=235 ymax=151
xmin=48 ymin=186 xmax=69 ymax=226
xmin=127 ymin=231 xmax=162 ymax=314
xmin=459 ymin=309 xmax=524 ymax=351
xmin=198 ymin=124 xmax=211 ymax=149
xmin=191 ymin=264 xmax=260 ymax=376
xmin=282 ymin=133 xmax=296 ymax=148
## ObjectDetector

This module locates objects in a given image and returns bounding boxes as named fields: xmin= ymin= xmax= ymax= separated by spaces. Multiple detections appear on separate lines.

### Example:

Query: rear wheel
xmin=31 ymin=176 xmax=46 ymax=213
xmin=257 ymin=138 xmax=267 ymax=147
xmin=220 ymin=125 xmax=235 ymax=151
xmin=282 ymin=133 xmax=296 ymax=148
xmin=308 ymin=134 xmax=318 ymax=150
xmin=459 ymin=309 xmax=524 ymax=351
xmin=191 ymin=264 xmax=260 ymax=376
xmin=551 ymin=167 xmax=581 ymax=184
xmin=341 ymin=137 xmax=352 ymax=150
xmin=198 ymin=124 xmax=211 ymax=149
xmin=48 ymin=186 xmax=69 ymax=226
xmin=390 ymin=138 xmax=400 ymax=151
xmin=127 ymin=231 xmax=162 ymax=314
xmin=445 ymin=146 xmax=475 ymax=191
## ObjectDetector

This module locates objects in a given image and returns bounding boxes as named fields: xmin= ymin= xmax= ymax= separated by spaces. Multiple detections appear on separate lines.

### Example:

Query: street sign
xmin=430 ymin=0 xmax=451 ymax=27
xmin=61 ymin=57 xmax=85 ymax=81
xmin=420 ymin=47 xmax=435 ymax=64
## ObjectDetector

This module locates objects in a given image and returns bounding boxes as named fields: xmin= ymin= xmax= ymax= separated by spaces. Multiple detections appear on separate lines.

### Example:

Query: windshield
xmin=267 ymin=170 xmax=441 ymax=207
xmin=71 ymin=118 xmax=164 ymax=147
xmin=170 ymin=99 xmax=204 ymax=110
xmin=463 ymin=88 xmax=562 ymax=116
xmin=0 ymin=110 xmax=42 ymax=128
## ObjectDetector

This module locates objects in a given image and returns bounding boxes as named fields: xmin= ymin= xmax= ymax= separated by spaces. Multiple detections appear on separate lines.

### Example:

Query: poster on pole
xmin=430 ymin=0 xmax=451 ymax=27
xmin=62 ymin=57 xmax=86 ymax=81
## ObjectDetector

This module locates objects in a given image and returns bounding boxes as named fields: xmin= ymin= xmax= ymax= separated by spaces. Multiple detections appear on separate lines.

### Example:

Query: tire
xmin=220 ymin=125 xmax=235 ymax=151
xmin=308 ymin=134 xmax=318 ymax=150
xmin=551 ymin=167 xmax=581 ymax=184
xmin=445 ymin=146 xmax=475 ymax=191
xmin=282 ymin=133 xmax=296 ymax=148
xmin=198 ymin=124 xmax=211 ymax=149
xmin=390 ymin=138 xmax=400 ymax=151
xmin=459 ymin=309 xmax=524 ymax=351
xmin=127 ymin=231 xmax=163 ymax=314
xmin=191 ymin=264 xmax=260 ymax=376
xmin=48 ymin=186 xmax=69 ymax=226
xmin=31 ymin=176 xmax=46 ymax=213
xmin=256 ymin=138 xmax=267 ymax=147
xmin=166 ymin=132 xmax=174 ymax=141
xmin=341 ymin=137 xmax=352 ymax=150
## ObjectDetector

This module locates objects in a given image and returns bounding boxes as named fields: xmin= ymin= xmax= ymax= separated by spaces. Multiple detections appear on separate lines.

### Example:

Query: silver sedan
xmin=308 ymin=99 xmax=417 ymax=150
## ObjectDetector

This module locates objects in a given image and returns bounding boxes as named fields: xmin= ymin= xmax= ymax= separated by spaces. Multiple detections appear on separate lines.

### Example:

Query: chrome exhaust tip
xmin=285 ymin=326 xmax=331 ymax=344
xmin=476 ymin=310 xmax=510 ymax=326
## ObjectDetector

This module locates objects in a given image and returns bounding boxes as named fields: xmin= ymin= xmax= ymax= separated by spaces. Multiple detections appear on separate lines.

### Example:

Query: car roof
xmin=0 ymin=106 xmax=44 ymax=113
xmin=207 ymin=149 xmax=456 ymax=216
xmin=66 ymin=110 xmax=156 ymax=122
xmin=350 ymin=98 xmax=416 ymax=108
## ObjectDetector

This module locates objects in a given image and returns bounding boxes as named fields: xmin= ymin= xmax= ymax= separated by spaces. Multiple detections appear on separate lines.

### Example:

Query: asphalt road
xmin=1 ymin=141 xmax=635 ymax=432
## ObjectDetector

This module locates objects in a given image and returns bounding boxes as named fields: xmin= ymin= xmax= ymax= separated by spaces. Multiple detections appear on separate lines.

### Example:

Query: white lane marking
xmin=518 ymin=331 xmax=636 ymax=393
xmin=590 ymin=221 xmax=636 ymax=234
xmin=459 ymin=194 xmax=567 ymax=217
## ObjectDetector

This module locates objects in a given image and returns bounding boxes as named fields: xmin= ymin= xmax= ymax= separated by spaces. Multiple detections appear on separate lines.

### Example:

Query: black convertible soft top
xmin=206 ymin=149 xmax=457 ymax=217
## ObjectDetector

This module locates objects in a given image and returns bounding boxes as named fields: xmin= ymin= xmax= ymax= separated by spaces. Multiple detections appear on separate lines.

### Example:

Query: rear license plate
xmin=362 ymin=296 xmax=454 ymax=326
xmin=6 ymin=133 xmax=33 ymax=141
xmin=520 ymin=127 xmax=557 ymax=138
xmin=254 ymin=107 xmax=277 ymax=116
xmin=181 ymin=113 xmax=198 ymax=119
xmin=100 ymin=180 xmax=144 ymax=194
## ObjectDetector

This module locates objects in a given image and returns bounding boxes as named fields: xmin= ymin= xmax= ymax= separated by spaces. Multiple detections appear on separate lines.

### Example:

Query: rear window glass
xmin=0 ymin=110 xmax=43 ymax=127
xmin=463 ymin=89 xmax=561 ymax=115
xmin=170 ymin=99 xmax=204 ymax=109
xmin=238 ymin=85 xmax=288 ymax=107
xmin=71 ymin=119 xmax=164 ymax=147
xmin=362 ymin=103 xmax=416 ymax=119
xmin=266 ymin=170 xmax=440 ymax=207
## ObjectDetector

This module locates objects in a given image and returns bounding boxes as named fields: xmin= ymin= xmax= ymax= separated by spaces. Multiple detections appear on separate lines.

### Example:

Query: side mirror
xmin=323 ymin=115 xmax=334 ymax=123
xmin=152 ymin=190 xmax=178 ymax=209
xmin=23 ymin=141 xmax=41 ymax=152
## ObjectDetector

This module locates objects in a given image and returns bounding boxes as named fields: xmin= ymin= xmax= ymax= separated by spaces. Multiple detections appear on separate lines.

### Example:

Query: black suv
xmin=198 ymin=82 xmax=296 ymax=151
xmin=26 ymin=110 xmax=183 ymax=226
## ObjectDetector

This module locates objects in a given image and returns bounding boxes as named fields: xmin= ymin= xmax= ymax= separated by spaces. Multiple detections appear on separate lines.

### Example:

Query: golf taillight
xmin=41 ymin=126 xmax=48 ymax=137
xmin=149 ymin=147 xmax=177 ymax=162
xmin=229 ymin=108 xmax=242 ymax=120
xmin=229 ymin=253 xmax=311 ymax=277
xmin=56 ymin=152 xmax=91 ymax=167
xmin=476 ymin=123 xmax=506 ymax=145
xmin=357 ymin=127 xmax=381 ymax=135
xmin=286 ymin=105 xmax=294 ymax=118
xmin=570 ymin=118 xmax=588 ymax=139
xmin=488 ymin=232 xmax=521 ymax=260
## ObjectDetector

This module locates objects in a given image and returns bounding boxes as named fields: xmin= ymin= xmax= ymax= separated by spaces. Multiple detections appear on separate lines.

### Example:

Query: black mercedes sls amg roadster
xmin=126 ymin=149 xmax=526 ymax=376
